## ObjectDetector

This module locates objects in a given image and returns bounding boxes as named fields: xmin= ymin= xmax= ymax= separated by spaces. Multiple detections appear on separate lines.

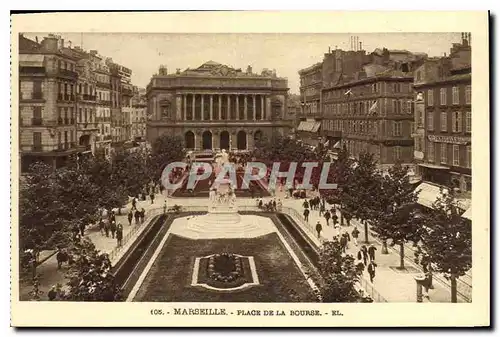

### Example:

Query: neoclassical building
xmin=146 ymin=61 xmax=293 ymax=151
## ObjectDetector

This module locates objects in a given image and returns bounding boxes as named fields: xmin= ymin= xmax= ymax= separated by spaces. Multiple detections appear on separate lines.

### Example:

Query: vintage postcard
xmin=10 ymin=11 xmax=490 ymax=327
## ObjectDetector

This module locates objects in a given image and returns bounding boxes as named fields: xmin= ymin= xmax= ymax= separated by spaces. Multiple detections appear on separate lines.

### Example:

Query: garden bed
xmin=133 ymin=233 xmax=316 ymax=302
xmin=197 ymin=254 xmax=253 ymax=289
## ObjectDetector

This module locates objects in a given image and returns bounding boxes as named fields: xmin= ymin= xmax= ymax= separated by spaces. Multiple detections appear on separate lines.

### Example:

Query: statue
xmin=416 ymin=92 xmax=424 ymax=102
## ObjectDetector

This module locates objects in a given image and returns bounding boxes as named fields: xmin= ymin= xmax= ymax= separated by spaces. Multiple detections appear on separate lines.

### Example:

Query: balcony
xmin=98 ymin=100 xmax=112 ymax=106
xmin=19 ymin=66 xmax=46 ymax=76
xmin=96 ymin=116 xmax=111 ymax=123
xmin=31 ymin=118 xmax=43 ymax=126
xmin=57 ymin=68 xmax=78 ymax=80
xmin=20 ymin=92 xmax=44 ymax=102
xmin=97 ymin=81 xmax=111 ymax=89
xmin=57 ymin=93 xmax=76 ymax=102
xmin=79 ymin=94 xmax=97 ymax=101
xmin=21 ymin=142 xmax=77 ymax=154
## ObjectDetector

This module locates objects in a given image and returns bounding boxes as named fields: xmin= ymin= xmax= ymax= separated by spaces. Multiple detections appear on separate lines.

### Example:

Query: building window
xmin=440 ymin=88 xmax=447 ymax=106
xmin=427 ymin=90 xmax=434 ymax=106
xmin=465 ymin=85 xmax=471 ymax=104
xmin=393 ymin=121 xmax=402 ymax=136
xmin=466 ymin=111 xmax=471 ymax=132
xmin=393 ymin=146 xmax=402 ymax=161
xmin=453 ymin=144 xmax=460 ymax=166
xmin=452 ymin=111 xmax=463 ymax=132
xmin=427 ymin=111 xmax=434 ymax=131
xmin=466 ymin=145 xmax=471 ymax=168
xmin=440 ymin=112 xmax=448 ymax=131
xmin=440 ymin=143 xmax=448 ymax=164
xmin=452 ymin=86 xmax=459 ymax=105
xmin=428 ymin=142 xmax=434 ymax=162
xmin=416 ymin=71 xmax=421 ymax=82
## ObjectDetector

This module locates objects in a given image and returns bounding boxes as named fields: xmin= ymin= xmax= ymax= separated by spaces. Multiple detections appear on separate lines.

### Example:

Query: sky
xmin=25 ymin=32 xmax=463 ymax=94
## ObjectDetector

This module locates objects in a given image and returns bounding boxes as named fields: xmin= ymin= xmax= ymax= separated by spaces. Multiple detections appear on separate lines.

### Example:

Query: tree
xmin=319 ymin=145 xmax=354 ymax=226
xmin=60 ymin=237 xmax=122 ymax=301
xmin=420 ymin=189 xmax=472 ymax=303
xmin=370 ymin=163 xmax=423 ymax=269
xmin=347 ymin=151 xmax=383 ymax=243
xmin=149 ymin=135 xmax=185 ymax=182
xmin=316 ymin=237 xmax=371 ymax=302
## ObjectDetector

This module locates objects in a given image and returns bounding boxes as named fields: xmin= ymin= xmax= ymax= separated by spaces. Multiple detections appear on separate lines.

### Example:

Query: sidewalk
xmin=279 ymin=195 xmax=461 ymax=303
xmin=19 ymin=193 xmax=167 ymax=301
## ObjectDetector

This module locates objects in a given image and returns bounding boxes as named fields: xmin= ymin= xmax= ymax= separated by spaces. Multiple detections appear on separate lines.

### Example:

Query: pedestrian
xmin=109 ymin=211 xmax=116 ymax=224
xmin=332 ymin=213 xmax=338 ymax=228
xmin=104 ymin=221 xmax=110 ymax=238
xmin=132 ymin=197 xmax=137 ymax=211
xmin=315 ymin=221 xmax=322 ymax=239
xmin=79 ymin=222 xmax=85 ymax=237
xmin=272 ymin=199 xmax=277 ymax=210
xmin=351 ymin=227 xmax=360 ymax=246
xmin=319 ymin=203 xmax=325 ymax=217
xmin=340 ymin=234 xmax=347 ymax=253
xmin=48 ymin=285 xmax=57 ymax=301
xmin=110 ymin=221 xmax=117 ymax=239
xmin=127 ymin=211 xmax=133 ymax=226
xmin=134 ymin=210 xmax=140 ymax=225
xmin=150 ymin=192 xmax=155 ymax=204
xmin=368 ymin=244 xmax=377 ymax=262
xmin=303 ymin=199 xmax=309 ymax=209
xmin=277 ymin=199 xmax=283 ymax=211
xmin=258 ymin=199 xmax=263 ymax=208
xmin=303 ymin=208 xmax=310 ymax=222
xmin=98 ymin=220 xmax=105 ymax=236
xmin=140 ymin=208 xmax=146 ymax=224
xmin=324 ymin=210 xmax=331 ymax=226
xmin=361 ymin=245 xmax=368 ymax=265
xmin=163 ymin=200 xmax=167 ymax=214
xmin=367 ymin=261 xmax=377 ymax=283
xmin=116 ymin=223 xmax=123 ymax=247
xmin=343 ymin=231 xmax=351 ymax=249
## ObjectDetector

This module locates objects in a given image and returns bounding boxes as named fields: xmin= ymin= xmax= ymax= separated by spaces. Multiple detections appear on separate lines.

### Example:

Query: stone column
xmin=244 ymin=95 xmax=248 ymax=120
xmin=227 ymin=95 xmax=231 ymax=120
xmin=201 ymin=94 xmax=205 ymax=120
xmin=261 ymin=95 xmax=265 ymax=120
xmin=253 ymin=95 xmax=256 ymax=120
xmin=192 ymin=94 xmax=195 ymax=120
xmin=210 ymin=94 xmax=213 ymax=120
xmin=236 ymin=95 xmax=240 ymax=120
xmin=266 ymin=95 xmax=271 ymax=120
xmin=183 ymin=94 xmax=187 ymax=120
xmin=218 ymin=95 xmax=222 ymax=120
xmin=248 ymin=131 xmax=254 ymax=150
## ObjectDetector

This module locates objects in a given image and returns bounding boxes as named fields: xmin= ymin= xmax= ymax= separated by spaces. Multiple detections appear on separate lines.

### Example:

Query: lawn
xmin=133 ymin=233 xmax=317 ymax=302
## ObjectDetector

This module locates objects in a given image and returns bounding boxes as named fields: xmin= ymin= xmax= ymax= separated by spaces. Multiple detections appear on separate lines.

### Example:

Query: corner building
xmin=146 ymin=61 xmax=292 ymax=151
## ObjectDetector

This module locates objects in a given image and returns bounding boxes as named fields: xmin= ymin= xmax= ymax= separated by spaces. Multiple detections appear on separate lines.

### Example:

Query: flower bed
xmin=198 ymin=253 xmax=251 ymax=289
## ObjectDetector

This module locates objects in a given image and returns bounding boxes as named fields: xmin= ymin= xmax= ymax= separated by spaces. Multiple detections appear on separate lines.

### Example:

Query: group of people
xmin=257 ymin=198 xmax=283 ymax=212
xmin=355 ymin=244 xmax=378 ymax=283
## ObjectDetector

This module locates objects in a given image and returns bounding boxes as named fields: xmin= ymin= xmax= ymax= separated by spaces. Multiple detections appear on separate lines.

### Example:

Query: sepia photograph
xmin=10 ymin=11 xmax=490 ymax=327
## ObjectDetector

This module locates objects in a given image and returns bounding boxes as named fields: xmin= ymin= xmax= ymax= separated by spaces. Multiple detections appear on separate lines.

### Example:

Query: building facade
xmin=322 ymin=74 xmax=415 ymax=166
xmin=297 ymin=63 xmax=323 ymax=146
xmin=19 ymin=34 xmax=79 ymax=172
xmin=146 ymin=61 xmax=292 ymax=151
xmin=130 ymin=86 xmax=147 ymax=141
xmin=94 ymin=54 xmax=112 ymax=156
xmin=413 ymin=34 xmax=472 ymax=193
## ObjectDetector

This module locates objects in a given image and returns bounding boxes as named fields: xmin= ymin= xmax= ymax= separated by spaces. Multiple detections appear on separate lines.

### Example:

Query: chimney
xmin=359 ymin=41 xmax=362 ymax=51
xmin=355 ymin=36 xmax=359 ymax=51
xmin=335 ymin=45 xmax=337 ymax=50
xmin=246 ymin=65 xmax=252 ymax=74
xmin=60 ymin=38 xmax=64 ymax=49
xmin=41 ymin=35 xmax=59 ymax=52
xmin=468 ymin=32 xmax=471 ymax=45
xmin=35 ymin=36 xmax=38 ymax=43
xmin=328 ymin=46 xmax=331 ymax=53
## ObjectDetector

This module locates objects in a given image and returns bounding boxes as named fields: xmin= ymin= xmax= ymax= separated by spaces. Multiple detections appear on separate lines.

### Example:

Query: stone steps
xmin=168 ymin=214 xmax=276 ymax=239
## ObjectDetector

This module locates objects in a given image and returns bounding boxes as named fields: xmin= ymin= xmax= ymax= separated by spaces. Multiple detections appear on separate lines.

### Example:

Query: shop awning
xmin=461 ymin=206 xmax=472 ymax=220
xmin=414 ymin=182 xmax=444 ymax=209
xmin=19 ymin=54 xmax=44 ymax=67
xmin=415 ymin=182 xmax=471 ymax=211
xmin=418 ymin=163 xmax=450 ymax=170
xmin=297 ymin=121 xmax=321 ymax=132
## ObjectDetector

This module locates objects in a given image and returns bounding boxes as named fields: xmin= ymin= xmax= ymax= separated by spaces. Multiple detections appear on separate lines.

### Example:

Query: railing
xmin=21 ymin=143 xmax=76 ymax=152
xmin=108 ymin=207 xmax=166 ymax=263
xmin=359 ymin=277 xmax=388 ymax=302
xmin=31 ymin=118 xmax=43 ymax=126
xmin=58 ymin=69 xmax=78 ymax=79
xmin=79 ymin=94 xmax=97 ymax=101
